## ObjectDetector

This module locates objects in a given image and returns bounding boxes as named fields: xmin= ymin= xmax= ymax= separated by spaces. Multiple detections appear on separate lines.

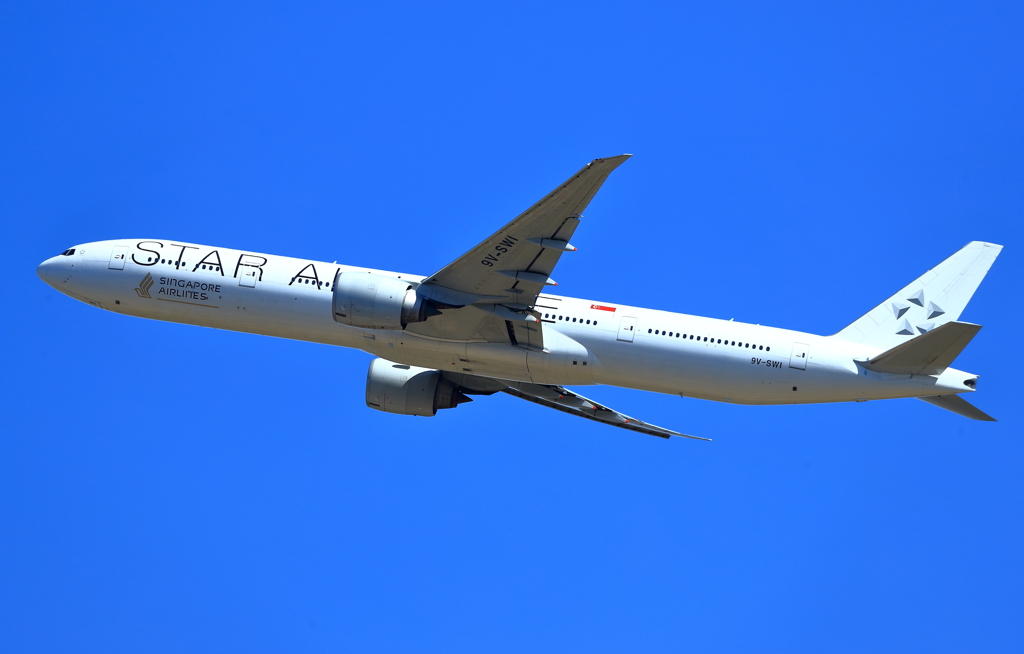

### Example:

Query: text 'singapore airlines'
xmin=38 ymin=156 xmax=1002 ymax=439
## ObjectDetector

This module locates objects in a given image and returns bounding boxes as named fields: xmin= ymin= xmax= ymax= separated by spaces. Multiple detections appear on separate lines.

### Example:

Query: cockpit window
xmin=60 ymin=248 xmax=75 ymax=256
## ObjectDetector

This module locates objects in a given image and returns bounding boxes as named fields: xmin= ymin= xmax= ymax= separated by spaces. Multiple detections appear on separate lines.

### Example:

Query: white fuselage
xmin=37 ymin=239 xmax=977 ymax=406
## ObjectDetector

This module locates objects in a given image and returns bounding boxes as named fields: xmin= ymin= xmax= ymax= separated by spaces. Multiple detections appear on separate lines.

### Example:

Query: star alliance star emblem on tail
xmin=135 ymin=272 xmax=154 ymax=298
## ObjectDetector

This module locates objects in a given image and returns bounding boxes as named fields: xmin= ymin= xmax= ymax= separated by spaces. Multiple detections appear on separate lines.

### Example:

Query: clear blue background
xmin=2 ymin=2 xmax=1021 ymax=651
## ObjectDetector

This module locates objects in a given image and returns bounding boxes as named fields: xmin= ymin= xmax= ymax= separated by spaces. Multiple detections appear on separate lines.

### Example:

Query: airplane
xmin=36 ymin=155 xmax=1002 ymax=439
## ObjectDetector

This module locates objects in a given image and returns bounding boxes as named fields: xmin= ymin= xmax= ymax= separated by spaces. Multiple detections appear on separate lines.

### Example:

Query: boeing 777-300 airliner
xmin=37 ymin=155 xmax=1002 ymax=439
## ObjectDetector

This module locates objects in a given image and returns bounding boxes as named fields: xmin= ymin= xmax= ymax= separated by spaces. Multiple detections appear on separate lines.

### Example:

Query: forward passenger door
xmin=108 ymin=245 xmax=128 ymax=270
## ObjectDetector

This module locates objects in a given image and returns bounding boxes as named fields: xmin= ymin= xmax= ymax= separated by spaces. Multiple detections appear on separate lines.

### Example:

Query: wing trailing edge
xmin=503 ymin=386 xmax=706 ymax=440
xmin=440 ymin=371 xmax=706 ymax=440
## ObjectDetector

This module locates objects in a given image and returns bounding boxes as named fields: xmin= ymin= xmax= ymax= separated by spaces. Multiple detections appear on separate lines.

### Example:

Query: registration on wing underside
xmin=420 ymin=156 xmax=631 ymax=306
xmin=479 ymin=235 xmax=520 ymax=267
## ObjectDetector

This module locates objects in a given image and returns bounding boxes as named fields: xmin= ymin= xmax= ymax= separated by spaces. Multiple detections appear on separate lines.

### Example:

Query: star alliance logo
xmin=135 ymin=272 xmax=154 ymax=298
xmin=892 ymin=288 xmax=944 ymax=336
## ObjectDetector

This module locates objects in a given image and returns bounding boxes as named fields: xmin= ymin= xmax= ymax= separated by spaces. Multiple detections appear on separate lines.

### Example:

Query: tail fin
xmin=833 ymin=241 xmax=1002 ymax=350
xmin=860 ymin=321 xmax=981 ymax=376
xmin=919 ymin=395 xmax=996 ymax=421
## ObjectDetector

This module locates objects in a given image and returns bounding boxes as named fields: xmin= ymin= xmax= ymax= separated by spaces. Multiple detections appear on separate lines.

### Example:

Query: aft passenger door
xmin=789 ymin=342 xmax=809 ymax=370
xmin=617 ymin=316 xmax=637 ymax=342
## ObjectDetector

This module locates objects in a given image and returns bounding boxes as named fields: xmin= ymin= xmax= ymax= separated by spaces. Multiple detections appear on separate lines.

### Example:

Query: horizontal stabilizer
xmin=860 ymin=321 xmax=981 ymax=376
xmin=919 ymin=394 xmax=996 ymax=421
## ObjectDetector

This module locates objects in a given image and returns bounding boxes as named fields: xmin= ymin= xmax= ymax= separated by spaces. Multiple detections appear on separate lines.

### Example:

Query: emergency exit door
xmin=617 ymin=316 xmax=638 ymax=342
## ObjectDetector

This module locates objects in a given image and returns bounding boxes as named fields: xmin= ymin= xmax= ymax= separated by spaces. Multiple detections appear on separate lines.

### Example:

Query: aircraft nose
xmin=37 ymin=257 xmax=59 ymax=286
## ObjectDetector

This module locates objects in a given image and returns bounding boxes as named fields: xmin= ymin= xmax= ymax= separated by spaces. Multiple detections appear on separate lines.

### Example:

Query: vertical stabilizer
xmin=833 ymin=242 xmax=1002 ymax=350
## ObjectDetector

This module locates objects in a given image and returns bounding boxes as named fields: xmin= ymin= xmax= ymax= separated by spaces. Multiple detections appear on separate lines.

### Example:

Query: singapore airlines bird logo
xmin=135 ymin=273 xmax=154 ymax=298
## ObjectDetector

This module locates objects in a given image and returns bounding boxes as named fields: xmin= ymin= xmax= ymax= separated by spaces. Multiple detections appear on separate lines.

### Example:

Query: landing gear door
xmin=617 ymin=316 xmax=638 ymax=342
xmin=108 ymin=245 xmax=128 ymax=270
xmin=239 ymin=267 xmax=258 ymax=288
xmin=789 ymin=342 xmax=809 ymax=370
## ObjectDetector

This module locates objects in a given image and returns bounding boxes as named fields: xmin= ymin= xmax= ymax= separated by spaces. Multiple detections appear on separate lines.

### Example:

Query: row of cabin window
xmin=648 ymin=328 xmax=770 ymax=351
xmin=142 ymin=256 xmax=333 ymax=289
xmin=141 ymin=256 xmax=330 ymax=288
xmin=542 ymin=313 xmax=597 ymax=327
xmin=292 ymin=278 xmax=330 ymax=288
xmin=144 ymin=256 xmax=221 ymax=271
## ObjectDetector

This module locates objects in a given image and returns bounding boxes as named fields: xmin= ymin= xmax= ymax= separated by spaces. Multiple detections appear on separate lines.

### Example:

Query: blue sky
xmin=2 ymin=2 xmax=1022 ymax=651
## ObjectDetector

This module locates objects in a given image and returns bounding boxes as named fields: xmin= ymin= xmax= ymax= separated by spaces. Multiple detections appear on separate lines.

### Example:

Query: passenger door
xmin=239 ymin=267 xmax=258 ymax=288
xmin=617 ymin=316 xmax=637 ymax=342
xmin=789 ymin=342 xmax=809 ymax=370
xmin=108 ymin=245 xmax=128 ymax=270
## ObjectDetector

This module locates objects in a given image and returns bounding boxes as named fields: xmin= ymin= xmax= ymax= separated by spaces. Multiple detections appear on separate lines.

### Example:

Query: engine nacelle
xmin=332 ymin=271 xmax=436 ymax=330
xmin=365 ymin=358 xmax=471 ymax=416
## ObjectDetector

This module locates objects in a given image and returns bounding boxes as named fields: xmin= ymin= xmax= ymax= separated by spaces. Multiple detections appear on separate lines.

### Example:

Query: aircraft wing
xmin=503 ymin=385 xmax=708 ymax=440
xmin=443 ymin=372 xmax=708 ymax=440
xmin=407 ymin=156 xmax=631 ymax=347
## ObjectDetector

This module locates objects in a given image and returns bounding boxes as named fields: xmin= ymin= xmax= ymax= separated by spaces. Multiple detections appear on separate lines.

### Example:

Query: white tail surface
xmin=833 ymin=241 xmax=1002 ymax=350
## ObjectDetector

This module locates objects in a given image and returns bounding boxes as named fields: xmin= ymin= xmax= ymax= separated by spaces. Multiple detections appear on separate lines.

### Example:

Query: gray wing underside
xmin=443 ymin=372 xmax=708 ymax=441
xmin=422 ymin=154 xmax=631 ymax=300
xmin=406 ymin=155 xmax=632 ymax=349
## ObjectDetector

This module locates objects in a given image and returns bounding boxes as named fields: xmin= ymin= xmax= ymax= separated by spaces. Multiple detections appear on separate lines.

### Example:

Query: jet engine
xmin=332 ymin=271 xmax=440 ymax=329
xmin=365 ymin=358 xmax=472 ymax=416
